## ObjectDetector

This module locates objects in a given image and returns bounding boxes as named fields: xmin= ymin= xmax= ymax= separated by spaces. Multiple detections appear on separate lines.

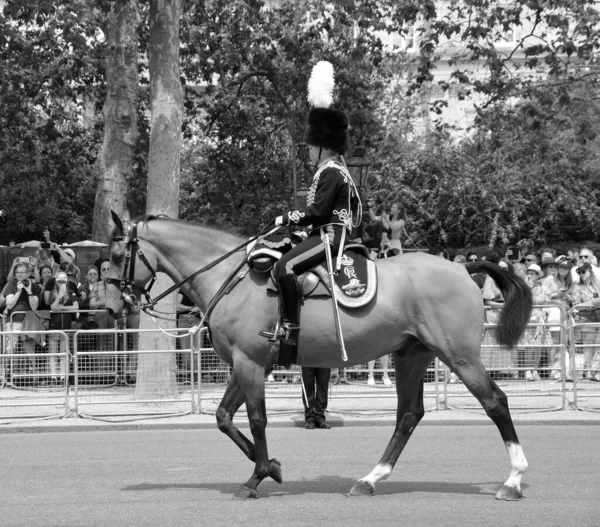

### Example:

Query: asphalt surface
xmin=0 ymin=426 xmax=598 ymax=527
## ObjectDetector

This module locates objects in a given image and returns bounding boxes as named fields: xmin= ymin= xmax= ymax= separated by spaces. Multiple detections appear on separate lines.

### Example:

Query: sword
xmin=321 ymin=230 xmax=348 ymax=361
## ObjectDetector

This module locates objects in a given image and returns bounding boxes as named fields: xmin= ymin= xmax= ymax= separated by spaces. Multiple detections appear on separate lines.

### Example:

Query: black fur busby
xmin=304 ymin=61 xmax=349 ymax=155
xmin=304 ymin=108 xmax=349 ymax=154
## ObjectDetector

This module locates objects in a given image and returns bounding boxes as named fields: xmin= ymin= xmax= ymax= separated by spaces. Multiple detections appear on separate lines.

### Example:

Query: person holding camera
xmin=1 ymin=262 xmax=42 ymax=373
xmin=44 ymin=270 xmax=79 ymax=382
xmin=35 ymin=230 xmax=81 ymax=283
xmin=366 ymin=198 xmax=410 ymax=257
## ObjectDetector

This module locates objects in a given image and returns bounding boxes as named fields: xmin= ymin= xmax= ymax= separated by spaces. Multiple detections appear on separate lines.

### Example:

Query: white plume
xmin=307 ymin=61 xmax=335 ymax=108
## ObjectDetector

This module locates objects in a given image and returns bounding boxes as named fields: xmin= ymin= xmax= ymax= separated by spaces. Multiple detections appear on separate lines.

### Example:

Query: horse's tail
xmin=466 ymin=262 xmax=533 ymax=348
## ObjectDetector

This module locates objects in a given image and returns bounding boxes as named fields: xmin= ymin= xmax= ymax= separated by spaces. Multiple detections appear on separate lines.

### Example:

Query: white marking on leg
xmin=360 ymin=463 xmax=393 ymax=489
xmin=503 ymin=441 xmax=528 ymax=491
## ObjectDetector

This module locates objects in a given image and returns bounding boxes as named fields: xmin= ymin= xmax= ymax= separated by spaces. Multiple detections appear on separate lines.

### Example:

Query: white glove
xmin=275 ymin=216 xmax=284 ymax=226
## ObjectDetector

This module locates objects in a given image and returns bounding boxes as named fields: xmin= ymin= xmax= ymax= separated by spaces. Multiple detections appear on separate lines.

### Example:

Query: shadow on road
xmin=122 ymin=475 xmax=506 ymax=497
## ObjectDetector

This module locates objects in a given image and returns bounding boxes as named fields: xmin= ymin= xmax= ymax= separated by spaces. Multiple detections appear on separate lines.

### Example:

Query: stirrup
xmin=258 ymin=322 xmax=300 ymax=343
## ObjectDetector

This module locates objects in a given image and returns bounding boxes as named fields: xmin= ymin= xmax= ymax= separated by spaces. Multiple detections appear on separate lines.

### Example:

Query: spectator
xmin=89 ymin=259 xmax=114 ymax=371
xmin=570 ymin=262 xmax=600 ymax=381
xmin=539 ymin=256 xmax=567 ymax=378
xmin=1 ymin=262 xmax=41 ymax=374
xmin=570 ymin=247 xmax=600 ymax=284
xmin=555 ymin=257 xmax=573 ymax=294
xmin=518 ymin=264 xmax=552 ymax=381
xmin=6 ymin=256 xmax=40 ymax=284
xmin=78 ymin=267 xmax=99 ymax=311
xmin=367 ymin=355 xmax=392 ymax=386
xmin=540 ymin=256 xmax=567 ymax=304
xmin=44 ymin=270 xmax=79 ymax=382
xmin=301 ymin=367 xmax=331 ymax=429
xmin=36 ymin=232 xmax=81 ymax=283
xmin=38 ymin=265 xmax=53 ymax=287
xmin=367 ymin=200 xmax=410 ymax=257
xmin=466 ymin=252 xmax=478 ymax=263
xmin=58 ymin=261 xmax=79 ymax=288
xmin=77 ymin=266 xmax=99 ymax=347
xmin=568 ymin=248 xmax=580 ymax=268
xmin=453 ymin=254 xmax=467 ymax=264
xmin=522 ymin=253 xmax=538 ymax=268
xmin=539 ymin=247 xmax=557 ymax=261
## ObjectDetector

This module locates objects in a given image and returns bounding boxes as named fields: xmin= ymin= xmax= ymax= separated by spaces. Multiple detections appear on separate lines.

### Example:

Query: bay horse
xmin=105 ymin=213 xmax=533 ymax=500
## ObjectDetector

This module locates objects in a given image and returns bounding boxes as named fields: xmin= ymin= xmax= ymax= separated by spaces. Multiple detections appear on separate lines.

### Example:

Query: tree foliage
xmin=1 ymin=0 xmax=599 ymax=250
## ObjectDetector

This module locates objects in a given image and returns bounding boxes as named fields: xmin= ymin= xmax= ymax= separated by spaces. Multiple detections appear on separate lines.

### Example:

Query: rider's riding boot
xmin=258 ymin=274 xmax=301 ymax=365
xmin=276 ymin=274 xmax=301 ymax=366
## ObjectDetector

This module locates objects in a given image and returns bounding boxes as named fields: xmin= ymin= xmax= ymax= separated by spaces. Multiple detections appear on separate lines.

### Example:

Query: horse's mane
xmin=109 ymin=214 xmax=250 ymax=265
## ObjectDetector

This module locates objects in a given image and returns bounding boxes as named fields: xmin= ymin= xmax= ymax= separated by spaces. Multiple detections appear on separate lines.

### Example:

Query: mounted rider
xmin=268 ymin=61 xmax=361 ymax=365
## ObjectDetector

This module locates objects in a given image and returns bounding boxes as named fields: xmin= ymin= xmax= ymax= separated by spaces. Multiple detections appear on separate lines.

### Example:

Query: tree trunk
xmin=92 ymin=1 xmax=140 ymax=243
xmin=135 ymin=0 xmax=184 ymax=400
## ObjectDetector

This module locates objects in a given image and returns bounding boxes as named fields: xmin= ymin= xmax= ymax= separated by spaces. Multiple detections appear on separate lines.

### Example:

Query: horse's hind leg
xmin=215 ymin=370 xmax=282 ymax=493
xmin=350 ymin=343 xmax=434 ymax=496
xmin=448 ymin=357 xmax=528 ymax=500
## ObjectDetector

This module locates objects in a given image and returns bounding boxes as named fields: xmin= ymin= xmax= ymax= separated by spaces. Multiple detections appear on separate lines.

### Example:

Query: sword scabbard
xmin=321 ymin=231 xmax=348 ymax=361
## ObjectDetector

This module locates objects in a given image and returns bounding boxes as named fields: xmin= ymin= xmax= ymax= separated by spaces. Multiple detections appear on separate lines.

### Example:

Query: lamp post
xmin=345 ymin=146 xmax=371 ymax=240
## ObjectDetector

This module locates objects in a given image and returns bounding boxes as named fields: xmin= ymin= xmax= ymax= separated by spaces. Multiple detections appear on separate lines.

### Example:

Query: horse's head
xmin=105 ymin=210 xmax=158 ymax=319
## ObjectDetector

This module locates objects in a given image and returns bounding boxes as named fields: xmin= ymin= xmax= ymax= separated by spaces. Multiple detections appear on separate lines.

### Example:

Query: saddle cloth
xmin=248 ymin=240 xmax=377 ymax=309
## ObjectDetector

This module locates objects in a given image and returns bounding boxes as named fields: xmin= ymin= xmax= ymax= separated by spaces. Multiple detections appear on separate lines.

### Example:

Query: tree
xmin=0 ymin=2 xmax=104 ymax=244
xmin=92 ymin=1 xmax=140 ymax=243
xmin=178 ymin=0 xmax=391 ymax=233
xmin=135 ymin=0 xmax=184 ymax=400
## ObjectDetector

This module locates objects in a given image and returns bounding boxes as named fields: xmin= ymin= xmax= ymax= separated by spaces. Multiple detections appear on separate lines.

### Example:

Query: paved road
xmin=0 ymin=426 xmax=598 ymax=527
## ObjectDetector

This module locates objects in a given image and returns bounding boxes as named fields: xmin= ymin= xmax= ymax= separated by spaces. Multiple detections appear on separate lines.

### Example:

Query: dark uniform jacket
xmin=282 ymin=160 xmax=353 ymax=233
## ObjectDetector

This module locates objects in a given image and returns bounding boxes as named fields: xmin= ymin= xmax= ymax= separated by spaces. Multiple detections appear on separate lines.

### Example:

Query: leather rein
xmin=106 ymin=220 xmax=278 ymax=320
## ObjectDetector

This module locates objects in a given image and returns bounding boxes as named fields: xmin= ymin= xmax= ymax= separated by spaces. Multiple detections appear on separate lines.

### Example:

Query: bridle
xmin=105 ymin=221 xmax=158 ymax=313
xmin=106 ymin=219 xmax=281 ymax=316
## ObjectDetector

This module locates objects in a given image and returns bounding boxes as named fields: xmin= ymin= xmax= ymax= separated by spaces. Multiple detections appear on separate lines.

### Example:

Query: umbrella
xmin=67 ymin=240 xmax=107 ymax=247
xmin=19 ymin=240 xmax=43 ymax=247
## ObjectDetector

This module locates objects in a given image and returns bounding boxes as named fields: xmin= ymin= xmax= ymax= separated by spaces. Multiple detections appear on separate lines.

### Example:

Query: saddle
xmin=247 ymin=232 xmax=377 ymax=309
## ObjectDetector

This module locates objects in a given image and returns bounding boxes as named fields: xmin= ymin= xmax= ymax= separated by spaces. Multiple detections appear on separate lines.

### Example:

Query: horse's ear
xmin=111 ymin=210 xmax=125 ymax=234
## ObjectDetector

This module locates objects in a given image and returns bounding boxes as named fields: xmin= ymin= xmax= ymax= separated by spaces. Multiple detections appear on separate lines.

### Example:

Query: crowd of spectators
xmin=3 ymin=224 xmax=600 ymax=389
xmin=331 ymin=242 xmax=600 ymax=386
xmin=451 ymin=245 xmax=600 ymax=383
xmin=0 ymin=231 xmax=130 ymax=387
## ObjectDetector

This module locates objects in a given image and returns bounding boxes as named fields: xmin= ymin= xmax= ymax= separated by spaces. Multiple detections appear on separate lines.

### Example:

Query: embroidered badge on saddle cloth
xmin=314 ymin=247 xmax=377 ymax=308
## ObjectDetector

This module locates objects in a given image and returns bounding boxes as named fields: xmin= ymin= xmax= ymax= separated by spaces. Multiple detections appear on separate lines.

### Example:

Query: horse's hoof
xmin=348 ymin=480 xmax=375 ymax=496
xmin=495 ymin=484 xmax=523 ymax=501
xmin=269 ymin=458 xmax=283 ymax=484
xmin=233 ymin=485 xmax=259 ymax=500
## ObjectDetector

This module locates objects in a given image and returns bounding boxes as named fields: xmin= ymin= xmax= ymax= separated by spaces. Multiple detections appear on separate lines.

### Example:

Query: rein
xmin=108 ymin=220 xmax=279 ymax=317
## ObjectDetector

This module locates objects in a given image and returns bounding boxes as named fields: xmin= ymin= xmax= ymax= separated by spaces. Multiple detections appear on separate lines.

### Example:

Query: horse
xmin=105 ymin=212 xmax=533 ymax=500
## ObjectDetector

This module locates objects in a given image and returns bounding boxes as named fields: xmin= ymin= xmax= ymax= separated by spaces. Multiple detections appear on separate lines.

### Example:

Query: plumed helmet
xmin=303 ymin=61 xmax=349 ymax=155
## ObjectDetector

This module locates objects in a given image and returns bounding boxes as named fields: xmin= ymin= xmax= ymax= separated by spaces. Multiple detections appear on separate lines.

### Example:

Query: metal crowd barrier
xmin=1 ymin=304 xmax=600 ymax=421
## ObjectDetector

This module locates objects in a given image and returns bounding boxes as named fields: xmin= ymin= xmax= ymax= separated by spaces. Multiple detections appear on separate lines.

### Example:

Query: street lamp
xmin=345 ymin=146 xmax=371 ymax=239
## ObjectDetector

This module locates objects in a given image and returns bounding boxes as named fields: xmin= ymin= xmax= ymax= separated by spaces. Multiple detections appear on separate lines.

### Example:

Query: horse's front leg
xmin=215 ymin=370 xmax=282 ymax=486
xmin=350 ymin=346 xmax=433 ymax=496
xmin=229 ymin=357 xmax=278 ymax=499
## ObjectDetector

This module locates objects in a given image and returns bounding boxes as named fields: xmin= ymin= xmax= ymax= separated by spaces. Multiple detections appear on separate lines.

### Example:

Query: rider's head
xmin=304 ymin=108 xmax=349 ymax=158
xmin=304 ymin=61 xmax=349 ymax=161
